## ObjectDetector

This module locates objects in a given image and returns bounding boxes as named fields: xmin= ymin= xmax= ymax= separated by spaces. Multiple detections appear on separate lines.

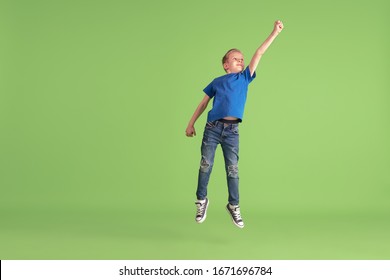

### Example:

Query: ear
xmin=223 ymin=62 xmax=229 ymax=71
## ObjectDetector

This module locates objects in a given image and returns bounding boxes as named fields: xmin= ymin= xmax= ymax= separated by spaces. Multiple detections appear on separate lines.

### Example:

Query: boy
xmin=185 ymin=20 xmax=284 ymax=228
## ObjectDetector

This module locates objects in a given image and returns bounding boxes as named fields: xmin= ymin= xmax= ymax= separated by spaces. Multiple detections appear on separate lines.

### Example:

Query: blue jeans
xmin=196 ymin=120 xmax=240 ymax=205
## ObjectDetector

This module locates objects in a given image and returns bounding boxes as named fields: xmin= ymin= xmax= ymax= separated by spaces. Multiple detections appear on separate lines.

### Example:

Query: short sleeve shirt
xmin=203 ymin=66 xmax=256 ymax=122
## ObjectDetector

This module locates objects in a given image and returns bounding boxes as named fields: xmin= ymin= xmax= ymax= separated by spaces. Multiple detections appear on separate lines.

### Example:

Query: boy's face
xmin=224 ymin=51 xmax=244 ymax=73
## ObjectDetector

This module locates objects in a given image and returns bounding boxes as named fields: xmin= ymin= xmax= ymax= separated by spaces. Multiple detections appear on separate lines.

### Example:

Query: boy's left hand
xmin=274 ymin=20 xmax=284 ymax=34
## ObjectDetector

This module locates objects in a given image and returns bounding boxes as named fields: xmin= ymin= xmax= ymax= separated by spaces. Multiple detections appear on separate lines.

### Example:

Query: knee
xmin=227 ymin=164 xmax=239 ymax=178
xmin=200 ymin=156 xmax=212 ymax=173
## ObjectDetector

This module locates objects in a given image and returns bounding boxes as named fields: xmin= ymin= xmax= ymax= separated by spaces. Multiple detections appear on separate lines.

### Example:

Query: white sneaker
xmin=195 ymin=198 xmax=209 ymax=223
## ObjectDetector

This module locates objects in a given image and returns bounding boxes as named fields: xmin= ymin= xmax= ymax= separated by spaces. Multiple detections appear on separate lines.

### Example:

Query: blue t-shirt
xmin=203 ymin=66 xmax=256 ymax=122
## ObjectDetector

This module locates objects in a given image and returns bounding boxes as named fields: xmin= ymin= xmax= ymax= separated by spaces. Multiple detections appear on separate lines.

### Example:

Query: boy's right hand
xmin=185 ymin=126 xmax=196 ymax=137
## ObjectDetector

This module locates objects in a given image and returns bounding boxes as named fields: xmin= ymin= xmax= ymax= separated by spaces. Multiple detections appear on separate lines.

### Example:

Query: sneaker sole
xmin=225 ymin=205 xmax=244 ymax=228
xmin=196 ymin=199 xmax=209 ymax=224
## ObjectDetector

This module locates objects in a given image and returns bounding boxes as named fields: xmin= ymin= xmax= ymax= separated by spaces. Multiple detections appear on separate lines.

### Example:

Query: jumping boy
xmin=185 ymin=20 xmax=284 ymax=228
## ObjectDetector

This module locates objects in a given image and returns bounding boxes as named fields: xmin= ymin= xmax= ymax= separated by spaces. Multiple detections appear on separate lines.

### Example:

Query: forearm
xmin=186 ymin=95 xmax=211 ymax=137
xmin=256 ymin=30 xmax=279 ymax=56
xmin=249 ymin=20 xmax=283 ymax=76
xmin=249 ymin=31 xmax=279 ymax=75
xmin=188 ymin=101 xmax=207 ymax=127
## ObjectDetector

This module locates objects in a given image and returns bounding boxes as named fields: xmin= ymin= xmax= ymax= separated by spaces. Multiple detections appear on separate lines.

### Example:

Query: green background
xmin=1 ymin=0 xmax=389 ymax=259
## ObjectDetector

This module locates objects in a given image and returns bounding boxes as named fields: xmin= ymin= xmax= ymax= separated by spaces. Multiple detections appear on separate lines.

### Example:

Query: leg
xmin=222 ymin=124 xmax=244 ymax=228
xmin=196 ymin=122 xmax=221 ymax=200
xmin=221 ymin=124 xmax=240 ymax=205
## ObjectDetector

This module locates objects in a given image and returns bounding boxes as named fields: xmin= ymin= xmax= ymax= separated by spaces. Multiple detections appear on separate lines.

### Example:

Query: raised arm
xmin=248 ymin=20 xmax=284 ymax=77
xmin=185 ymin=94 xmax=211 ymax=137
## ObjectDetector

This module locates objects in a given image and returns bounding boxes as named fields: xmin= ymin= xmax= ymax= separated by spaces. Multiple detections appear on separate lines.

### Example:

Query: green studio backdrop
xmin=1 ymin=0 xmax=389 ymax=259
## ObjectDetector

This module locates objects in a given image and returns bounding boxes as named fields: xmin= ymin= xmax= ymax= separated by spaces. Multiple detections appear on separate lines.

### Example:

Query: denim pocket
xmin=205 ymin=121 xmax=216 ymax=129
xmin=231 ymin=126 xmax=239 ymax=134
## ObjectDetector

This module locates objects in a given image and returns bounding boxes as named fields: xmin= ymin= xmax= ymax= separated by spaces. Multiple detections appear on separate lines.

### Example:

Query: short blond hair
xmin=222 ymin=48 xmax=242 ymax=72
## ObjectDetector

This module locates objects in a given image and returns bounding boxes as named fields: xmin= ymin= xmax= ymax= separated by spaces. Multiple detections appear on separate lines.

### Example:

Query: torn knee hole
xmin=227 ymin=164 xmax=239 ymax=177
xmin=200 ymin=157 xmax=211 ymax=171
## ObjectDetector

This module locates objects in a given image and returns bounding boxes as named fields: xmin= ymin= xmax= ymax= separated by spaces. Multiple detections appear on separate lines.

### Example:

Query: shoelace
xmin=232 ymin=206 xmax=242 ymax=221
xmin=196 ymin=202 xmax=206 ymax=216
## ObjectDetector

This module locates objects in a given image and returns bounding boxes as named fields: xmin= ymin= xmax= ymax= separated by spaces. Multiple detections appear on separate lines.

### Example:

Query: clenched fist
xmin=274 ymin=20 xmax=284 ymax=34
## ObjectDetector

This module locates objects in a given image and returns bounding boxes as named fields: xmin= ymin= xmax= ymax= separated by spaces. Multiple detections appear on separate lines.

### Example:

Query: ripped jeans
xmin=196 ymin=120 xmax=240 ymax=205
